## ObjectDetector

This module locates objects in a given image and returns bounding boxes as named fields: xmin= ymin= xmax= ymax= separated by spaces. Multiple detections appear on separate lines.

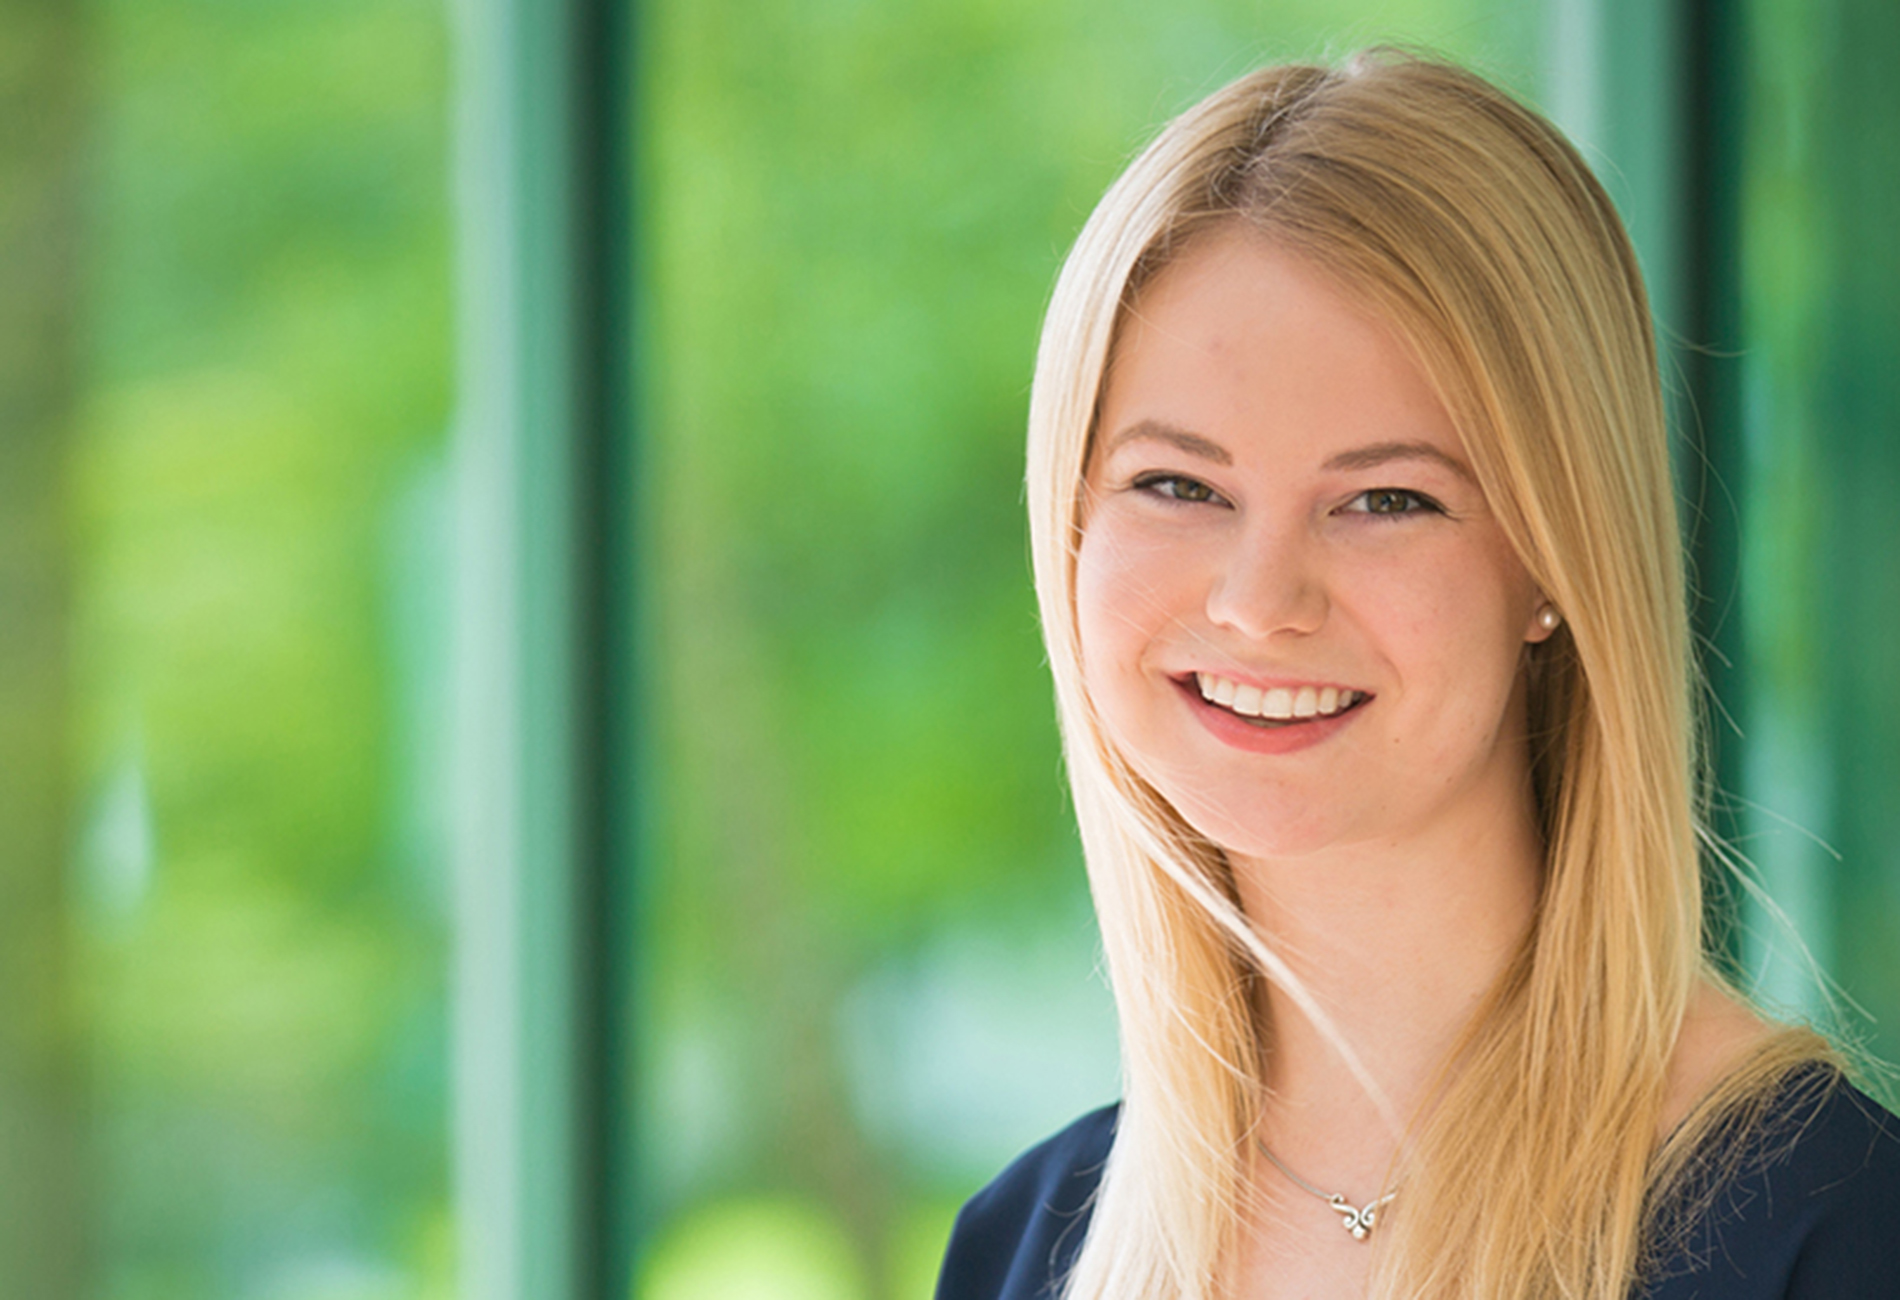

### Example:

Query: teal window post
xmin=0 ymin=0 xmax=88 ymax=1290
xmin=448 ymin=0 xmax=637 ymax=1293
xmin=1546 ymin=0 xmax=1750 ymax=959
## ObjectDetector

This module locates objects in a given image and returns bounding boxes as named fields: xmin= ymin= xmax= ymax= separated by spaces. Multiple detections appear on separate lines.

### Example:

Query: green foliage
xmin=69 ymin=0 xmax=455 ymax=1292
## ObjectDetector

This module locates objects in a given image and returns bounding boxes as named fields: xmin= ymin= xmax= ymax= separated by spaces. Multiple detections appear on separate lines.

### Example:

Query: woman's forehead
xmin=1091 ymin=232 xmax=1470 ymax=478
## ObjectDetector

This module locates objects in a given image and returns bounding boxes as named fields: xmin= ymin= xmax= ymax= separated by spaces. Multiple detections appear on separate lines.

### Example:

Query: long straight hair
xmin=1027 ymin=51 xmax=1829 ymax=1300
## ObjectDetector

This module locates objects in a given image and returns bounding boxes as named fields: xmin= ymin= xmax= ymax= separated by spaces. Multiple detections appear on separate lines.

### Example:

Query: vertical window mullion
xmin=448 ymin=0 xmax=613 ymax=1292
xmin=1548 ymin=0 xmax=1748 ymax=955
xmin=573 ymin=0 xmax=641 ymax=1293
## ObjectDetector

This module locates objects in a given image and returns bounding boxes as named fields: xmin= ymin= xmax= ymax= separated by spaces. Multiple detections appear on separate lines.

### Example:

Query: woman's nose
xmin=1203 ymin=522 xmax=1328 ymax=640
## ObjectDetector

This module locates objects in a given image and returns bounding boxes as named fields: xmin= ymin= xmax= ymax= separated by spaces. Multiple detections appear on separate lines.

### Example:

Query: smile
xmin=1192 ymin=672 xmax=1366 ymax=725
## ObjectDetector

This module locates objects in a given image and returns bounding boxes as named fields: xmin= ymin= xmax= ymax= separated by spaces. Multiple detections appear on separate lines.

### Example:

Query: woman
xmin=935 ymin=50 xmax=1900 ymax=1300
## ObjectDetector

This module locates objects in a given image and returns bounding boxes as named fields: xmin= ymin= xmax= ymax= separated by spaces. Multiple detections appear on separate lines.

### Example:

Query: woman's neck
xmin=1232 ymin=794 xmax=1544 ymax=1188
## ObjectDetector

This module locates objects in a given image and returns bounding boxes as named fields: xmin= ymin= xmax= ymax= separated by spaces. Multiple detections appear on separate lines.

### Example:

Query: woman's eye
xmin=1133 ymin=473 xmax=1221 ymax=504
xmin=1346 ymin=488 xmax=1441 ymax=517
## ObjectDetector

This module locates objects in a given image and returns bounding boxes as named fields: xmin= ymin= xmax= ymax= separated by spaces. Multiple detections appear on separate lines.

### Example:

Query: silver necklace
xmin=1256 ymin=1141 xmax=1396 ymax=1241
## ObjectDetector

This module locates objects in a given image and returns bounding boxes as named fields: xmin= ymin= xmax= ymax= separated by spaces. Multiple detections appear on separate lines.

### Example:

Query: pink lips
xmin=1173 ymin=675 xmax=1369 ymax=755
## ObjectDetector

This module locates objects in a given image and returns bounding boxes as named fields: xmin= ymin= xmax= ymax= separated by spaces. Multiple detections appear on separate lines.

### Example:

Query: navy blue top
xmin=936 ymin=1071 xmax=1900 ymax=1299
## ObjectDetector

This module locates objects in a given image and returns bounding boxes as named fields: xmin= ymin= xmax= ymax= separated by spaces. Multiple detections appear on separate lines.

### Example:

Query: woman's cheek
xmin=1076 ymin=521 xmax=1176 ymax=689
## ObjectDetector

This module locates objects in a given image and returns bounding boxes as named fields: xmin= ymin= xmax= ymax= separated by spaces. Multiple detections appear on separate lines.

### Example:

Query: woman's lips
xmin=1192 ymin=671 xmax=1365 ymax=723
xmin=1173 ymin=673 xmax=1370 ymax=754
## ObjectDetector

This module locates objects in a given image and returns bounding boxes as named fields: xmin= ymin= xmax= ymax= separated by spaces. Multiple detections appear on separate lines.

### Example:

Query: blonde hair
xmin=1027 ymin=50 xmax=1830 ymax=1300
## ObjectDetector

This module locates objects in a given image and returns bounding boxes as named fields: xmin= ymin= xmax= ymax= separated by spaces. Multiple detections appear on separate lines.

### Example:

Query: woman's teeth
xmin=1195 ymin=673 xmax=1363 ymax=722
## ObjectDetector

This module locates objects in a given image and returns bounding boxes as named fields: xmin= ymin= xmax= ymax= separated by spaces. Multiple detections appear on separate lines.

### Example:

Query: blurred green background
xmin=1 ymin=0 xmax=1894 ymax=1296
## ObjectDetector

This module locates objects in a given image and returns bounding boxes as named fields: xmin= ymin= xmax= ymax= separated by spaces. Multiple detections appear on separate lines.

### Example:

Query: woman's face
xmin=1076 ymin=229 xmax=1554 ymax=862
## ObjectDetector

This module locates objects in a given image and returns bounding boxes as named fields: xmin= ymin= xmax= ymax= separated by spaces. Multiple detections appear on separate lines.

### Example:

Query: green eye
xmin=1353 ymin=488 xmax=1438 ymax=516
xmin=1135 ymin=473 xmax=1219 ymax=503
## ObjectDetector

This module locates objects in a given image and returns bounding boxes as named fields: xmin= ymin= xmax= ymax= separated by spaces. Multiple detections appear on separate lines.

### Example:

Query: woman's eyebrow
xmin=1101 ymin=419 xmax=1233 ymax=465
xmin=1322 ymin=440 xmax=1476 ymax=483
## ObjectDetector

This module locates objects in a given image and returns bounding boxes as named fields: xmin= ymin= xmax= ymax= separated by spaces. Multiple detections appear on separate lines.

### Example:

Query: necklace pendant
xmin=1327 ymin=1193 xmax=1389 ymax=1241
xmin=1257 ymin=1140 xmax=1395 ymax=1244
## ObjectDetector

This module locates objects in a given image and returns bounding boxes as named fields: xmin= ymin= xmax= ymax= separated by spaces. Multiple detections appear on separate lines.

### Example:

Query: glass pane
xmin=637 ymin=7 xmax=1543 ymax=1298
xmin=1738 ymin=0 xmax=1900 ymax=1098
xmin=56 ymin=0 xmax=454 ymax=1292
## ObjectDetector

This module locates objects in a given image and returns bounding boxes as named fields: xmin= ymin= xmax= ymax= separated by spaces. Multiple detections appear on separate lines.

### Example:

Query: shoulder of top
xmin=1637 ymin=1070 xmax=1900 ymax=1299
xmin=958 ymin=1103 xmax=1121 ymax=1226
xmin=1670 ymin=1066 xmax=1900 ymax=1207
xmin=933 ymin=1106 xmax=1120 ymax=1300
xmin=1757 ymin=1070 xmax=1900 ymax=1185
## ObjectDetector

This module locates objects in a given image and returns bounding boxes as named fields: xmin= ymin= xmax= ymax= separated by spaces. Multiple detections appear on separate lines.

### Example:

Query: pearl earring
xmin=1537 ymin=605 xmax=1562 ymax=632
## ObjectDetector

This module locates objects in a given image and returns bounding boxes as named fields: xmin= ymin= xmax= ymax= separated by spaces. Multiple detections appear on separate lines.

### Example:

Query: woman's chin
xmin=1163 ymin=792 xmax=1361 ymax=865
